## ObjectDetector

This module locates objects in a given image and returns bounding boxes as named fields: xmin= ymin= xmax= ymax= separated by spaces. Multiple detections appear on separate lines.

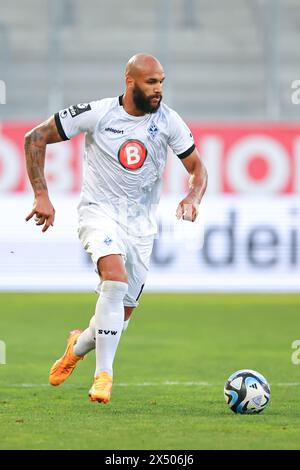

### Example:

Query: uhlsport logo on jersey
xmin=118 ymin=139 xmax=147 ymax=170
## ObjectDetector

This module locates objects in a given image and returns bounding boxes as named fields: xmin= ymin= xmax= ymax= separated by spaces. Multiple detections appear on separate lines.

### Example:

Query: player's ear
xmin=125 ymin=74 xmax=134 ymax=89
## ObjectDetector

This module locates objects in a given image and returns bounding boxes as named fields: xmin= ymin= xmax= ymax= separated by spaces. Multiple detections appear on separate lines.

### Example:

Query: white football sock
xmin=95 ymin=280 xmax=128 ymax=377
xmin=73 ymin=315 xmax=96 ymax=357
xmin=122 ymin=319 xmax=130 ymax=332
xmin=73 ymin=310 xmax=130 ymax=356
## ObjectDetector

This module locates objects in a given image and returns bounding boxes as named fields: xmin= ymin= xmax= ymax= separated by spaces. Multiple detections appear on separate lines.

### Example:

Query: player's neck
xmin=121 ymin=92 xmax=146 ymax=117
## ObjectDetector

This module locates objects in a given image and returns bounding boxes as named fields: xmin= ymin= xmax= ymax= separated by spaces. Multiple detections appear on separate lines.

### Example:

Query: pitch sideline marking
xmin=6 ymin=381 xmax=300 ymax=388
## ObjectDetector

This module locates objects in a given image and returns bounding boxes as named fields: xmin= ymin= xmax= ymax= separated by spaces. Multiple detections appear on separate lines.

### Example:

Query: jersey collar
xmin=118 ymin=94 xmax=149 ymax=121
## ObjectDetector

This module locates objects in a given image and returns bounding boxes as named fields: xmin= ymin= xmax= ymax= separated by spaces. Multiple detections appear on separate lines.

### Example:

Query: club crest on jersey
xmin=148 ymin=122 xmax=159 ymax=138
xmin=118 ymin=139 xmax=147 ymax=170
xmin=103 ymin=237 xmax=113 ymax=246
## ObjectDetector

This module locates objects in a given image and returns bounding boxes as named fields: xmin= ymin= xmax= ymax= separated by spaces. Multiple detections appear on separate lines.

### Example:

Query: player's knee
xmin=97 ymin=256 xmax=128 ymax=283
xmin=98 ymin=261 xmax=128 ymax=282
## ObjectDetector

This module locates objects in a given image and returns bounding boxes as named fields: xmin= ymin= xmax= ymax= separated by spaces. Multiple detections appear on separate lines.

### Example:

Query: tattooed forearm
xmin=24 ymin=116 xmax=63 ymax=195
xmin=24 ymin=130 xmax=48 ymax=194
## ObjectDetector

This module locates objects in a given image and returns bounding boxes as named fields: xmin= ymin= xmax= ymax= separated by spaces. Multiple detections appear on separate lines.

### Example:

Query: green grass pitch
xmin=0 ymin=293 xmax=300 ymax=450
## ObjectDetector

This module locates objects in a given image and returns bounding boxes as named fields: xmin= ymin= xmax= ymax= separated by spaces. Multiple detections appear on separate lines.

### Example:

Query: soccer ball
xmin=224 ymin=369 xmax=271 ymax=414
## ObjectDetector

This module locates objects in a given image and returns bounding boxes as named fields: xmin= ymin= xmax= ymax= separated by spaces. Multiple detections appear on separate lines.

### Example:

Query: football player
xmin=25 ymin=53 xmax=207 ymax=404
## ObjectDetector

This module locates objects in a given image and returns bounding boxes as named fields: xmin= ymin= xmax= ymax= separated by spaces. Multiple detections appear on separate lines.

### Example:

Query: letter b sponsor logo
xmin=118 ymin=140 xmax=147 ymax=170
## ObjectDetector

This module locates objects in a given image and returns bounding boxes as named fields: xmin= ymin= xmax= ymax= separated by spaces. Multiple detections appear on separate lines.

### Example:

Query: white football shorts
xmin=78 ymin=203 xmax=154 ymax=307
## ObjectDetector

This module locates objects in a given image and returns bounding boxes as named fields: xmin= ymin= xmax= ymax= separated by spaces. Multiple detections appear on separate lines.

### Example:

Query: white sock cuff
xmin=100 ymin=280 xmax=128 ymax=301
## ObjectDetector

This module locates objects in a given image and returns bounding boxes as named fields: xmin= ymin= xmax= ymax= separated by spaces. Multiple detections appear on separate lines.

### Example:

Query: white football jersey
xmin=55 ymin=96 xmax=195 ymax=236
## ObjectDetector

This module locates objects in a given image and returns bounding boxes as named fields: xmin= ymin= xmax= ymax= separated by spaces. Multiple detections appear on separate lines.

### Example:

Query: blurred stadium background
xmin=0 ymin=0 xmax=299 ymax=292
xmin=1 ymin=0 xmax=300 ymax=451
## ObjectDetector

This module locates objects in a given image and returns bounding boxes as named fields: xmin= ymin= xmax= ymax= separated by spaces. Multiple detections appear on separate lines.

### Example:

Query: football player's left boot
xmin=88 ymin=372 xmax=113 ymax=404
xmin=49 ymin=329 xmax=84 ymax=386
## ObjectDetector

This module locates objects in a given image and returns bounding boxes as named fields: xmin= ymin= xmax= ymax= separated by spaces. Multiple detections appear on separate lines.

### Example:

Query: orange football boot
xmin=89 ymin=372 xmax=113 ymax=404
xmin=49 ymin=329 xmax=84 ymax=386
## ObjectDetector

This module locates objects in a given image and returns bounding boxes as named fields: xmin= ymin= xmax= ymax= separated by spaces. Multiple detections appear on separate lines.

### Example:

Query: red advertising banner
xmin=0 ymin=122 xmax=83 ymax=193
xmin=1 ymin=122 xmax=299 ymax=194
xmin=191 ymin=123 xmax=300 ymax=194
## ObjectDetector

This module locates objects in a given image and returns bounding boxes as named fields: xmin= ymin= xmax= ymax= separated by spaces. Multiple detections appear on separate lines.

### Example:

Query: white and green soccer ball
xmin=224 ymin=369 xmax=271 ymax=414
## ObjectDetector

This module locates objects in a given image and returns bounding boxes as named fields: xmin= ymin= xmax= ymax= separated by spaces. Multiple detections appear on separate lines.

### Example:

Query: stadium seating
xmin=0 ymin=0 xmax=299 ymax=120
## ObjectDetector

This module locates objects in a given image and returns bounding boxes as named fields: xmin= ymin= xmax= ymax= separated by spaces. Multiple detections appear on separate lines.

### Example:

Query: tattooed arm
xmin=24 ymin=116 xmax=63 ymax=232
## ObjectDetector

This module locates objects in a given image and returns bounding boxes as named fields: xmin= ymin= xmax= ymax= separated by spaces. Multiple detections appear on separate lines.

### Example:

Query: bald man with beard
xmin=24 ymin=53 xmax=208 ymax=404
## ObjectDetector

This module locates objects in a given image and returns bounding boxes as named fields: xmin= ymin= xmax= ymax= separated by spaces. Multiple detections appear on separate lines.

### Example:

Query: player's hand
xmin=176 ymin=196 xmax=199 ymax=222
xmin=26 ymin=193 xmax=55 ymax=232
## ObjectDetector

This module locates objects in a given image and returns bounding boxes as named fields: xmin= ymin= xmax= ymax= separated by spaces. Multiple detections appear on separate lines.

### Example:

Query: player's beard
xmin=132 ymin=84 xmax=162 ymax=114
